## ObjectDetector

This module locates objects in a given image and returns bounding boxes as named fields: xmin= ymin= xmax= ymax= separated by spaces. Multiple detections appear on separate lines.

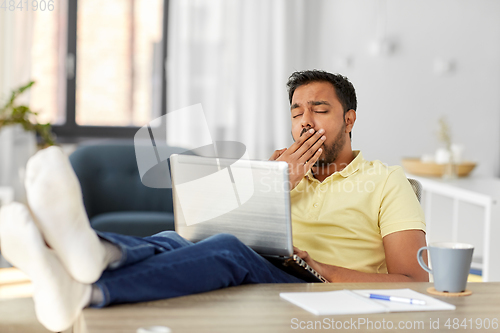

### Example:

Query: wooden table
xmin=0 ymin=267 xmax=62 ymax=333
xmin=75 ymin=282 xmax=500 ymax=333
xmin=0 ymin=297 xmax=53 ymax=333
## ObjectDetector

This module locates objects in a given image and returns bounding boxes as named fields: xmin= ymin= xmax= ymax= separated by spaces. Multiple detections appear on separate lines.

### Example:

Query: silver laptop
xmin=170 ymin=153 xmax=327 ymax=283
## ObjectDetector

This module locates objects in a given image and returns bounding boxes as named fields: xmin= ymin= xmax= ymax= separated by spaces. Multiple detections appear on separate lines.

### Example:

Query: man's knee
xmin=151 ymin=230 xmax=178 ymax=238
xmin=211 ymin=233 xmax=245 ymax=249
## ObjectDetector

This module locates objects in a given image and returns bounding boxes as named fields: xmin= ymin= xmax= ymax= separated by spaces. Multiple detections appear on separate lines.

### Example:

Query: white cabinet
xmin=410 ymin=175 xmax=500 ymax=282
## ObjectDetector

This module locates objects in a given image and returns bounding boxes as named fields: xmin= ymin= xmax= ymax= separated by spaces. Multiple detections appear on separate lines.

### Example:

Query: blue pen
xmin=362 ymin=293 xmax=426 ymax=305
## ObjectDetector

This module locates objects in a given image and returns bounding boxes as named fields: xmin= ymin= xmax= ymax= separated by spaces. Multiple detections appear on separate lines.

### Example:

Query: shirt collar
xmin=304 ymin=150 xmax=364 ymax=182
xmin=339 ymin=150 xmax=363 ymax=178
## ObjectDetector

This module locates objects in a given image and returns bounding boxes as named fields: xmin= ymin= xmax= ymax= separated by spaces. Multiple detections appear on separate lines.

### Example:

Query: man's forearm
xmin=317 ymin=262 xmax=428 ymax=283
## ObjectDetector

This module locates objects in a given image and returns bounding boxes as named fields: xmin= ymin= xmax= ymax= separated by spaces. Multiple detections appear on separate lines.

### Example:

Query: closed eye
xmin=315 ymin=111 xmax=327 ymax=113
xmin=292 ymin=114 xmax=303 ymax=118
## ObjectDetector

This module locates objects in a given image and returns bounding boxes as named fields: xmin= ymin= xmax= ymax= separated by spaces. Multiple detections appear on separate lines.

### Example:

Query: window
xmin=30 ymin=0 xmax=67 ymax=126
xmin=30 ymin=0 xmax=169 ymax=140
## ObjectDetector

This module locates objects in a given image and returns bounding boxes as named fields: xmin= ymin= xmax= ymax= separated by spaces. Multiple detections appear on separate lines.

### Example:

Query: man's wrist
xmin=307 ymin=259 xmax=325 ymax=276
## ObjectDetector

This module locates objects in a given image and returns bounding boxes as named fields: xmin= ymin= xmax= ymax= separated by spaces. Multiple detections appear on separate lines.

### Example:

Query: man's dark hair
xmin=286 ymin=70 xmax=357 ymax=138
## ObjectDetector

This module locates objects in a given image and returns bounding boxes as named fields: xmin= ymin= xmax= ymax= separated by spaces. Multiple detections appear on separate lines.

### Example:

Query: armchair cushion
xmin=91 ymin=211 xmax=175 ymax=237
xmin=69 ymin=141 xmax=185 ymax=236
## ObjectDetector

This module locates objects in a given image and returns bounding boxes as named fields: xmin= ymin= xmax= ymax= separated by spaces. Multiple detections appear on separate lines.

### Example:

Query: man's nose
xmin=301 ymin=111 xmax=315 ymax=129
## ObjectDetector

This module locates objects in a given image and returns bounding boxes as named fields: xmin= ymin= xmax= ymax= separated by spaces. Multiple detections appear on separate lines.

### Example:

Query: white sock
xmin=25 ymin=146 xmax=108 ymax=284
xmin=0 ymin=202 xmax=91 ymax=332
xmin=102 ymin=239 xmax=123 ymax=269
xmin=90 ymin=284 xmax=105 ymax=306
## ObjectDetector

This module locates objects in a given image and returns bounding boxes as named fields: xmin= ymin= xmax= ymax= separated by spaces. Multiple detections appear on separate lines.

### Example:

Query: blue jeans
xmin=92 ymin=231 xmax=305 ymax=307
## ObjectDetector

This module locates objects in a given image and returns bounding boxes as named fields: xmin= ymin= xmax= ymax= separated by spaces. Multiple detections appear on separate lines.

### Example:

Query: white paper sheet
xmin=280 ymin=288 xmax=455 ymax=315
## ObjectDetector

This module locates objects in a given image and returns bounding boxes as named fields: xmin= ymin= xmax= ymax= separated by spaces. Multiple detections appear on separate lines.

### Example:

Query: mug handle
xmin=417 ymin=246 xmax=432 ymax=274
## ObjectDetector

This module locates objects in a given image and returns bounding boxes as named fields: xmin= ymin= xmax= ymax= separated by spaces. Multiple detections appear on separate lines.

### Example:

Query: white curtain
xmin=167 ymin=0 xmax=307 ymax=160
xmin=0 ymin=10 xmax=36 ymax=203
xmin=0 ymin=10 xmax=34 ymax=103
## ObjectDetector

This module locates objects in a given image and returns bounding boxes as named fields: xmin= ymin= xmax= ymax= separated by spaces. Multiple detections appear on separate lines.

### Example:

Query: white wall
xmin=303 ymin=0 xmax=500 ymax=177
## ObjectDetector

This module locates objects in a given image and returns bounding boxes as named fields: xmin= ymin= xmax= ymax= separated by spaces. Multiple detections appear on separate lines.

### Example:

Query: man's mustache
xmin=300 ymin=127 xmax=314 ymax=137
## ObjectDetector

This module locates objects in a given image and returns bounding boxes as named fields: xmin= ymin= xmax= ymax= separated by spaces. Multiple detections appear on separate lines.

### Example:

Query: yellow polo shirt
xmin=291 ymin=151 xmax=425 ymax=274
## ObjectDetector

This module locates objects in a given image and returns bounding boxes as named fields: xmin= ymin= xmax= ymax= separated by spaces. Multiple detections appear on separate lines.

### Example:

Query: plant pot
xmin=0 ymin=124 xmax=37 ymax=203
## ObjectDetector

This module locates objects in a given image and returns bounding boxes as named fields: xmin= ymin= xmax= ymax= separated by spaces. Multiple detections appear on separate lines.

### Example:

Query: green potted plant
xmin=0 ymin=80 xmax=57 ymax=209
xmin=0 ymin=81 xmax=56 ymax=147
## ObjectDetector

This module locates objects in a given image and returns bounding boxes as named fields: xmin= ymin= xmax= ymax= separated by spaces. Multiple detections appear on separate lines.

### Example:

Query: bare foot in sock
xmin=0 ymin=202 xmax=91 ymax=332
xmin=25 ymin=146 xmax=107 ymax=283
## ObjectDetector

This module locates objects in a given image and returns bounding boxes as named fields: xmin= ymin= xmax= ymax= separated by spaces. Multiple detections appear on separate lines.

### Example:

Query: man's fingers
xmin=287 ymin=128 xmax=316 ymax=153
xmin=294 ymin=129 xmax=325 ymax=158
xmin=304 ymin=147 xmax=323 ymax=169
xmin=269 ymin=148 xmax=287 ymax=161
xmin=293 ymin=246 xmax=309 ymax=260
xmin=293 ymin=134 xmax=324 ymax=164
xmin=298 ymin=132 xmax=325 ymax=161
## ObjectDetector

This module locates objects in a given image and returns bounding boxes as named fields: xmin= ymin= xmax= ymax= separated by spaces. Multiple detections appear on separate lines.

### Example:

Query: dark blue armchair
xmin=69 ymin=142 xmax=185 ymax=237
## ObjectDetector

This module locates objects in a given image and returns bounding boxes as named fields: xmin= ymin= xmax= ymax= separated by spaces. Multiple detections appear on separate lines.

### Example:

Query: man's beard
xmin=314 ymin=122 xmax=346 ymax=167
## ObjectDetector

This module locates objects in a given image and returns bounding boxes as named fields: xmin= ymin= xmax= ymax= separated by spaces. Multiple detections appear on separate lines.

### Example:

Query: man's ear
xmin=344 ymin=109 xmax=356 ymax=133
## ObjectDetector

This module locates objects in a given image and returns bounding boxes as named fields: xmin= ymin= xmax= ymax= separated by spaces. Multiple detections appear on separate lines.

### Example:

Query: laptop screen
xmin=171 ymin=154 xmax=293 ymax=256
